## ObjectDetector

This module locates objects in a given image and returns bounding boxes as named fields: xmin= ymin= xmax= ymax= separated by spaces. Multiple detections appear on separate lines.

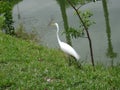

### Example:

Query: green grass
xmin=0 ymin=32 xmax=120 ymax=90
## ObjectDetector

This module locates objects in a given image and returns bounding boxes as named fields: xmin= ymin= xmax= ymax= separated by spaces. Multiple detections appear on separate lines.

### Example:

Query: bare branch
xmin=67 ymin=0 xmax=95 ymax=67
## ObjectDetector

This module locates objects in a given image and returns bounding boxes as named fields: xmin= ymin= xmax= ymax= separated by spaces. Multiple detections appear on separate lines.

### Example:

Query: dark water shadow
xmin=102 ymin=0 xmax=117 ymax=66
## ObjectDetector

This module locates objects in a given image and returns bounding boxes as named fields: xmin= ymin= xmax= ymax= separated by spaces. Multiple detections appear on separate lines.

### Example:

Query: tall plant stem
xmin=67 ymin=0 xmax=95 ymax=67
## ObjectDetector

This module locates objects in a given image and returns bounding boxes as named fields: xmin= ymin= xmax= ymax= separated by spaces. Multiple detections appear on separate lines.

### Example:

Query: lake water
xmin=13 ymin=0 xmax=120 ymax=65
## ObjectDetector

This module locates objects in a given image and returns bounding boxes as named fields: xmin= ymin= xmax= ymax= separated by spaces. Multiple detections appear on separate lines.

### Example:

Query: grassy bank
xmin=0 ymin=32 xmax=120 ymax=90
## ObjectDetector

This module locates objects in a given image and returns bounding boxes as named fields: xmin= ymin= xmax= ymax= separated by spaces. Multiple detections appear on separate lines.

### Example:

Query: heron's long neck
xmin=55 ymin=23 xmax=61 ymax=44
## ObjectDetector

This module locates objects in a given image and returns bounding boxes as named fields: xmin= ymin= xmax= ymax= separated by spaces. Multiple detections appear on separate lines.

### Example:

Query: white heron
xmin=51 ymin=23 xmax=80 ymax=61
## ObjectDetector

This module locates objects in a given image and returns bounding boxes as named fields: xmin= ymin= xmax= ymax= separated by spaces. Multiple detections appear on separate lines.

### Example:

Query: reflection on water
xmin=56 ymin=0 xmax=72 ymax=45
xmin=13 ymin=0 xmax=120 ymax=65
xmin=102 ymin=0 xmax=117 ymax=66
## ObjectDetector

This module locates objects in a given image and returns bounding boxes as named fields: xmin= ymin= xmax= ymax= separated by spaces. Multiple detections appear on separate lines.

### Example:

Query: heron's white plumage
xmin=59 ymin=41 xmax=80 ymax=60
xmin=53 ymin=23 xmax=80 ymax=60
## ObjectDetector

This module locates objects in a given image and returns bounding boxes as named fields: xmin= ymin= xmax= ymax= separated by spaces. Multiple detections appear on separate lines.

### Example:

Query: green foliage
xmin=0 ymin=0 xmax=22 ymax=5
xmin=78 ymin=10 xmax=95 ymax=28
xmin=68 ymin=10 xmax=95 ymax=39
xmin=0 ymin=14 xmax=5 ymax=29
xmin=69 ymin=27 xmax=84 ymax=39
xmin=0 ymin=0 xmax=22 ymax=35
xmin=0 ymin=32 xmax=120 ymax=89
xmin=63 ymin=27 xmax=84 ymax=39
xmin=0 ymin=1 xmax=12 ymax=13
xmin=0 ymin=1 xmax=14 ymax=35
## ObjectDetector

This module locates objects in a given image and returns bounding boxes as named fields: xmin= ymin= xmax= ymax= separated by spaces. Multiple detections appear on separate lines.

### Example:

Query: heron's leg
xmin=68 ymin=56 xmax=77 ymax=66
xmin=69 ymin=56 xmax=82 ymax=68
xmin=68 ymin=55 xmax=73 ymax=66
xmin=67 ymin=55 xmax=81 ymax=68
xmin=76 ymin=60 xmax=82 ymax=69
